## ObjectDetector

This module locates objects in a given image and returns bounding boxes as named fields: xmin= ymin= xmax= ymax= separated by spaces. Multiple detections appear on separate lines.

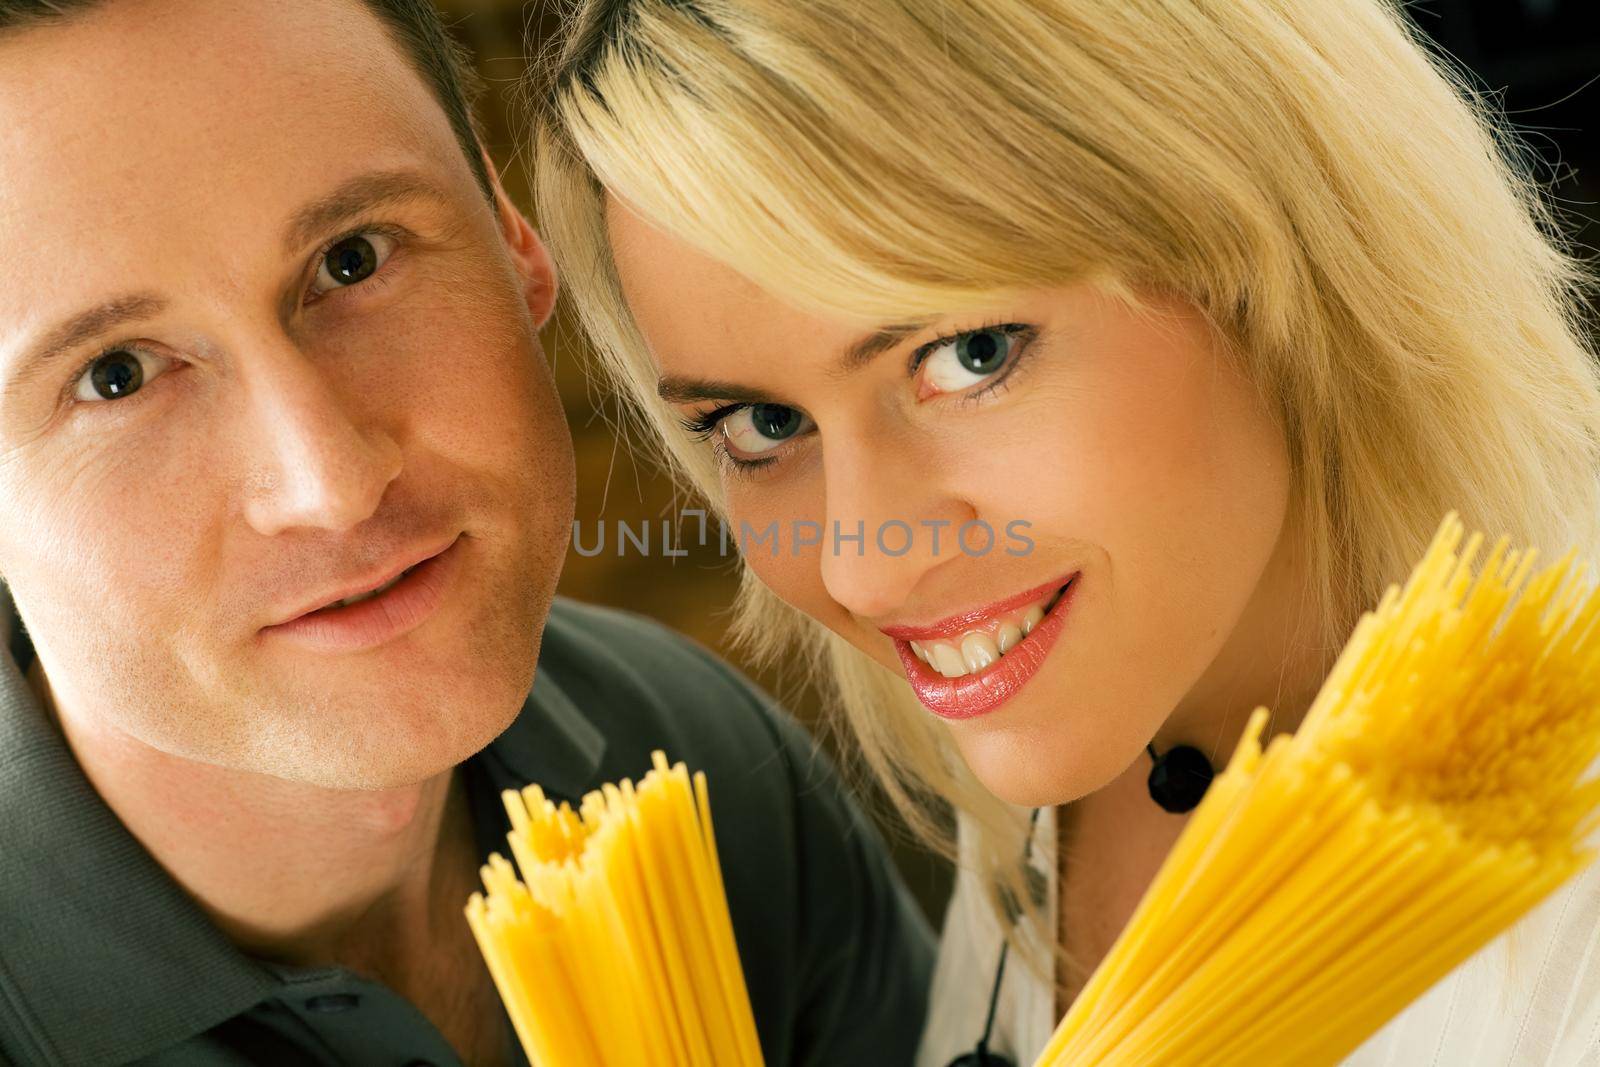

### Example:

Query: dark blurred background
xmin=428 ymin=0 xmax=1600 ymax=927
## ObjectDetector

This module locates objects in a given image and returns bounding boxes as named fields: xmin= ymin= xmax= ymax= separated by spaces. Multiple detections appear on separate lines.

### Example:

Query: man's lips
xmin=889 ymin=573 xmax=1080 ymax=720
xmin=268 ymin=534 xmax=459 ymax=627
xmin=259 ymin=534 xmax=465 ymax=654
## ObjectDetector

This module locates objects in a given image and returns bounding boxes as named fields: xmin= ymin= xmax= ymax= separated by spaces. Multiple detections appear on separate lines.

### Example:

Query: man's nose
xmin=236 ymin=338 xmax=403 ymax=537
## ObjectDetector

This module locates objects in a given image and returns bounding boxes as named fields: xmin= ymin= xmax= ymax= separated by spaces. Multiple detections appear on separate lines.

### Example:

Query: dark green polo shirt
xmin=0 ymin=594 xmax=934 ymax=1066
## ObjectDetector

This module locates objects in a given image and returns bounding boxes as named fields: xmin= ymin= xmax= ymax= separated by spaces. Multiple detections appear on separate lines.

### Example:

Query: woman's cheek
xmin=725 ymin=479 xmax=836 ymax=615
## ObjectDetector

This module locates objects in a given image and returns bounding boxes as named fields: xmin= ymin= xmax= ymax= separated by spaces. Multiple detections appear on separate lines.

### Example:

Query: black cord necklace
xmin=945 ymin=807 xmax=1041 ymax=1067
xmin=947 ymin=742 xmax=1215 ymax=1065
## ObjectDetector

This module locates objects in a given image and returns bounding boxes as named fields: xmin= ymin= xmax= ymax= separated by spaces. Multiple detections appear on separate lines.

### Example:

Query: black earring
xmin=1146 ymin=741 xmax=1214 ymax=813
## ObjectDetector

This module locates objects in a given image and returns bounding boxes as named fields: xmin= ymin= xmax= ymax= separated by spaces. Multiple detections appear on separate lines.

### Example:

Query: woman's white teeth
xmin=960 ymin=633 xmax=998 ymax=673
xmin=1022 ymin=604 xmax=1044 ymax=635
xmin=907 ymin=582 xmax=1070 ymax=679
xmin=334 ymin=567 xmax=410 ymax=609
xmin=996 ymin=622 xmax=1023 ymax=654
xmin=930 ymin=643 xmax=968 ymax=679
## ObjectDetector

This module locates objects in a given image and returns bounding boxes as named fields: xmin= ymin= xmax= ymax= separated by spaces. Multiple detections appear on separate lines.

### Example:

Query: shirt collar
xmin=481 ymin=625 xmax=608 ymax=801
xmin=0 ymin=591 xmax=605 ymax=1064
xmin=0 ymin=602 xmax=278 ymax=1066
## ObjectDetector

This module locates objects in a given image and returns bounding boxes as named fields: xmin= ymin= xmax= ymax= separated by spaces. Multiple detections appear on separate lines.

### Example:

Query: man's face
xmin=0 ymin=0 xmax=576 ymax=789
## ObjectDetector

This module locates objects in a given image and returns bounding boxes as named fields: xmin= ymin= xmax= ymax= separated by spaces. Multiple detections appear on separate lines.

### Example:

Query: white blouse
xmin=916 ymin=805 xmax=1600 ymax=1066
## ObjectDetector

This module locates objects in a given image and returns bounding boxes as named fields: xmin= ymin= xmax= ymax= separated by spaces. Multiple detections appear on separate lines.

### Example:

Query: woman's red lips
xmin=879 ymin=573 xmax=1077 ymax=641
xmin=889 ymin=573 xmax=1080 ymax=720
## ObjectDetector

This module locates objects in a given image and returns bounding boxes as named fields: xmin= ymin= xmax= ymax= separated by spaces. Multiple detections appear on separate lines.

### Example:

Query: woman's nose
xmin=816 ymin=445 xmax=976 ymax=622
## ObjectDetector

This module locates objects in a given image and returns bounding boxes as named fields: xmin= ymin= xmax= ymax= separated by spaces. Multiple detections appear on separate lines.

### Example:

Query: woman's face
xmin=608 ymin=198 xmax=1310 ymax=807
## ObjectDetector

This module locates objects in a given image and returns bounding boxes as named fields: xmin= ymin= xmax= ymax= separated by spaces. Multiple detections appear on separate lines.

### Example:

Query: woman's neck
xmin=1052 ymin=653 xmax=1328 ymax=1019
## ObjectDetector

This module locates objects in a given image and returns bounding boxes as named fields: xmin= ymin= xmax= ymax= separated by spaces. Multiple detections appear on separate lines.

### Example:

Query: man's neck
xmin=29 ymin=654 xmax=468 ymax=971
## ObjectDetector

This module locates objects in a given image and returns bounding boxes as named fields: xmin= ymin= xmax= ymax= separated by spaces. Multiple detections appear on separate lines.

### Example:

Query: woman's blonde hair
xmin=526 ymin=0 xmax=1600 ymax=988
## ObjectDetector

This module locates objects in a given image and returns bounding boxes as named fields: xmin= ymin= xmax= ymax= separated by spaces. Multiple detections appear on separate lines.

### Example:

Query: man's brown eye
xmin=88 ymin=350 xmax=143 ymax=400
xmin=72 ymin=347 xmax=170 ymax=405
xmin=323 ymin=236 xmax=378 ymax=285
xmin=310 ymin=232 xmax=397 ymax=297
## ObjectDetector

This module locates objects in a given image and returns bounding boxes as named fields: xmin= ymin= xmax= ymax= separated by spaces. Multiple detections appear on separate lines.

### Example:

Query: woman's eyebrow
xmin=835 ymin=321 xmax=927 ymax=374
xmin=656 ymin=321 xmax=932 ymax=404
xmin=656 ymin=377 xmax=778 ymax=405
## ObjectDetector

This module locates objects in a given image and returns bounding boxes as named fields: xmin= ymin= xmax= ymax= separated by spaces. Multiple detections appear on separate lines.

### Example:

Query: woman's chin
xmin=953 ymin=725 xmax=1135 ymax=809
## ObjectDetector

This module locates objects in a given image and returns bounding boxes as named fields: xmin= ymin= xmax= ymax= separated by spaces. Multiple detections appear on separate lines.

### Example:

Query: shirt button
xmin=303 ymin=992 xmax=362 ymax=1013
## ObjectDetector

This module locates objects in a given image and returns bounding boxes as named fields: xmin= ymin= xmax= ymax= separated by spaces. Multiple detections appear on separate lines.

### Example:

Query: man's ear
xmin=482 ymin=149 xmax=558 ymax=330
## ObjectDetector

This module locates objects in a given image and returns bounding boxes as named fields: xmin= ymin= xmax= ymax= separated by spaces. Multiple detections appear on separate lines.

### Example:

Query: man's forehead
xmin=0 ymin=0 xmax=471 ymax=378
xmin=0 ymin=0 xmax=449 ymax=214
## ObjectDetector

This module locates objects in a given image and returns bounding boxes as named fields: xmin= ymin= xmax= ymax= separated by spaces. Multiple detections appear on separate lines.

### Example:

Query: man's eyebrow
xmin=1 ymin=171 xmax=456 ymax=399
xmin=283 ymin=168 xmax=454 ymax=254
xmin=4 ymin=293 xmax=167 ymax=396
xmin=656 ymin=322 xmax=930 ymax=405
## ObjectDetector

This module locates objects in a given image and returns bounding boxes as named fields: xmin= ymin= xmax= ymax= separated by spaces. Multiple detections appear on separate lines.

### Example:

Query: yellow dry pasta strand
xmin=630 ymin=770 xmax=722 ymax=1060
xmin=464 ymin=891 xmax=543 ymax=1062
xmin=651 ymin=759 xmax=763 ymax=1067
xmin=582 ymin=781 xmax=671 ymax=1061
xmin=553 ymin=858 xmax=653 ymax=1064
xmin=1150 ymin=833 xmax=1519 ymax=1065
xmin=1244 ymin=852 xmax=1568 ymax=1067
xmin=505 ymin=755 xmax=755 ymax=1062
xmin=611 ymin=813 xmax=693 ymax=1062
xmin=657 ymin=760 xmax=756 ymax=1067
xmin=468 ymin=753 xmax=765 ymax=1066
xmin=669 ymin=768 xmax=752 ymax=1067
xmin=596 ymin=780 xmax=695 ymax=1065
xmin=1055 ymin=714 xmax=1270 ymax=1035
xmin=1114 ymin=794 xmax=1429 ymax=1064
xmin=1060 ymin=779 xmax=1345 ymax=1059
xmin=1161 ymin=826 xmax=1496 ymax=1066
xmin=569 ymin=831 xmax=656 ymax=1062
xmin=1264 ymin=884 xmax=1550 ymax=1065
xmin=1318 ymin=531 xmax=1580 ymax=1036
xmin=1056 ymin=735 xmax=1331 ymax=1055
xmin=1036 ymin=513 xmax=1600 ymax=1067
xmin=695 ymin=768 xmax=765 ymax=1066
xmin=643 ymin=755 xmax=746 ymax=1066
xmin=467 ymin=882 xmax=601 ymax=1066
xmin=581 ymin=821 xmax=675 ymax=1063
xmin=668 ymin=763 xmax=755 ymax=1067
xmin=548 ymin=878 xmax=621 ymax=1062
xmin=621 ymin=774 xmax=718 ymax=1064
xmin=1059 ymin=717 xmax=1271 ymax=1034
xmin=499 ymin=812 xmax=619 ymax=1065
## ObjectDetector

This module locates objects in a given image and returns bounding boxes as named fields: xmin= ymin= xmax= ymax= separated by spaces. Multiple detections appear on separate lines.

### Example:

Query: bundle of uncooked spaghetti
xmin=463 ymin=750 xmax=763 ymax=1066
xmin=1036 ymin=512 xmax=1600 ymax=1066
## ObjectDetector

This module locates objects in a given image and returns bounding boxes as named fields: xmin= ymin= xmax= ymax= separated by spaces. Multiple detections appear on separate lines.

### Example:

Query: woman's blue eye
xmin=751 ymin=404 xmax=804 ymax=439
xmin=723 ymin=403 xmax=813 ymax=456
xmin=922 ymin=327 xmax=1018 ymax=393
xmin=310 ymin=232 xmax=396 ymax=295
